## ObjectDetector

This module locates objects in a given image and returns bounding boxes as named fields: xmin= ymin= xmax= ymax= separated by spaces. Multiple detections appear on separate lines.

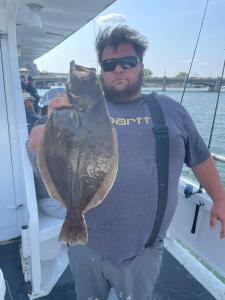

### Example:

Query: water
xmin=38 ymin=88 xmax=225 ymax=185
xmin=143 ymin=87 xmax=225 ymax=186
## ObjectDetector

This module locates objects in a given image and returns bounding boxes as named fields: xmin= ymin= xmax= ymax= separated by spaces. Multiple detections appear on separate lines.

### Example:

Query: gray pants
xmin=68 ymin=244 xmax=163 ymax=300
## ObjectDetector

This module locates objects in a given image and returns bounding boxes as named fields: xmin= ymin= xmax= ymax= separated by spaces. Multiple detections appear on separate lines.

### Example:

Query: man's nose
xmin=114 ymin=63 xmax=124 ymax=73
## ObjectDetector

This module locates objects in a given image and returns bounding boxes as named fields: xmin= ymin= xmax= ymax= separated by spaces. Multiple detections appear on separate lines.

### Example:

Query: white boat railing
xmin=169 ymin=176 xmax=225 ymax=299
xmin=0 ymin=268 xmax=6 ymax=300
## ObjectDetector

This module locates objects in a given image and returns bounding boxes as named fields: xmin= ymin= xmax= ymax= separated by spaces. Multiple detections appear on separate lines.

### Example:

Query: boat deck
xmin=0 ymin=239 xmax=216 ymax=300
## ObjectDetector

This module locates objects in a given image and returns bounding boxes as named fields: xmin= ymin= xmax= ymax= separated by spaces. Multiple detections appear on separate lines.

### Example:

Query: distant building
xmin=19 ymin=62 xmax=40 ymax=77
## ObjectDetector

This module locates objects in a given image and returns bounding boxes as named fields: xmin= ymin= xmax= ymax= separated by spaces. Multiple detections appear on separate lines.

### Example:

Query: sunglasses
xmin=101 ymin=56 xmax=140 ymax=72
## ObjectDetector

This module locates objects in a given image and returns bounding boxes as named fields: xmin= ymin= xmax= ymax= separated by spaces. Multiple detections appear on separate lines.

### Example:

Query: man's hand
xmin=192 ymin=156 xmax=225 ymax=240
xmin=210 ymin=196 xmax=225 ymax=239
xmin=29 ymin=93 xmax=71 ymax=154
xmin=47 ymin=93 xmax=71 ymax=117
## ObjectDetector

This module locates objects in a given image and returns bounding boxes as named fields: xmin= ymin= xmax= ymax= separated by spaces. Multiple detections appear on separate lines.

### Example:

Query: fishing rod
xmin=187 ymin=57 xmax=225 ymax=234
xmin=180 ymin=0 xmax=210 ymax=104
xmin=207 ymin=58 xmax=225 ymax=150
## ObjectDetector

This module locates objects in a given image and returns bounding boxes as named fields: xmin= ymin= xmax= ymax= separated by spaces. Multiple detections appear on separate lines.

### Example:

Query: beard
xmin=100 ymin=70 xmax=143 ymax=103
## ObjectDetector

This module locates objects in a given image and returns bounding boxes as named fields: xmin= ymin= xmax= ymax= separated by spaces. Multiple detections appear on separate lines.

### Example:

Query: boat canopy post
xmin=0 ymin=0 xmax=42 ymax=295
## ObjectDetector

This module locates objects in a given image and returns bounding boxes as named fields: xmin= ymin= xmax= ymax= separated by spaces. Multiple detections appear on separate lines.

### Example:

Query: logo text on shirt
xmin=110 ymin=116 xmax=151 ymax=126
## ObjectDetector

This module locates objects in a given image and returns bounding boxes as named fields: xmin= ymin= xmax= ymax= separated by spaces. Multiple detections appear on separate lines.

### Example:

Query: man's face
xmin=24 ymin=100 xmax=34 ymax=111
xmin=100 ymin=43 xmax=143 ymax=102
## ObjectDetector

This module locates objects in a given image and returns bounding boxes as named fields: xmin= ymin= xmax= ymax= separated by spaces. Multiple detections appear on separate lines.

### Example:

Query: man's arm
xmin=28 ymin=93 xmax=71 ymax=154
xmin=28 ymin=124 xmax=46 ymax=155
xmin=192 ymin=156 xmax=225 ymax=239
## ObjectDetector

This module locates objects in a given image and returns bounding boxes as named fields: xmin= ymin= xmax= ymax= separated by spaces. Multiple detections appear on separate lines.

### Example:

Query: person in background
xmin=20 ymin=74 xmax=27 ymax=91
xmin=40 ymin=87 xmax=65 ymax=119
xmin=28 ymin=26 xmax=225 ymax=300
xmin=27 ymin=87 xmax=66 ymax=219
xmin=23 ymin=92 xmax=41 ymax=134
xmin=26 ymin=75 xmax=41 ymax=113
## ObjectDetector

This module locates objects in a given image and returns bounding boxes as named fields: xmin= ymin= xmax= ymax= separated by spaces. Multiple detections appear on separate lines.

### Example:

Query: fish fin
xmin=37 ymin=132 xmax=65 ymax=208
xmin=59 ymin=214 xmax=88 ymax=245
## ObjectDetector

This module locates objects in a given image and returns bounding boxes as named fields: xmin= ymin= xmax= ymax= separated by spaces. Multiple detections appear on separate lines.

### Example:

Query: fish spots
xmin=118 ymin=290 xmax=133 ymax=299
xmin=56 ymin=131 xmax=61 ymax=139
xmin=70 ymin=110 xmax=80 ymax=127
xmin=119 ymin=290 xmax=123 ymax=298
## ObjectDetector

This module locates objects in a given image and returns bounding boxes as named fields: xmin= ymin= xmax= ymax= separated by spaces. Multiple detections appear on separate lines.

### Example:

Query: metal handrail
xmin=212 ymin=153 xmax=225 ymax=163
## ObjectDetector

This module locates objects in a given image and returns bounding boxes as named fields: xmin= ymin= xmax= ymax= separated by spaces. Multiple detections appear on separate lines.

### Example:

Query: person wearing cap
xmin=26 ymin=88 xmax=66 ymax=219
xmin=23 ymin=92 xmax=41 ymax=134
xmin=20 ymin=74 xmax=27 ymax=91
xmin=26 ymin=75 xmax=41 ymax=113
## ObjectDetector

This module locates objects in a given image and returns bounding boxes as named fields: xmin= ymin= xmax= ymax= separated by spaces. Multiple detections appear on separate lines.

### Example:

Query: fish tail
xmin=59 ymin=213 xmax=88 ymax=245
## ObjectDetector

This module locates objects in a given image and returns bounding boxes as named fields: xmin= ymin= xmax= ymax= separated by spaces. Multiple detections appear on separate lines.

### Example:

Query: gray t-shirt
xmin=85 ymin=92 xmax=210 ymax=267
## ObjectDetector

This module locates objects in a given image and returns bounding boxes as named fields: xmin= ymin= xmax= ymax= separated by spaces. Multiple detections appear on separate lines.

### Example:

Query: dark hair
xmin=20 ymin=75 xmax=26 ymax=80
xmin=95 ymin=25 xmax=148 ymax=63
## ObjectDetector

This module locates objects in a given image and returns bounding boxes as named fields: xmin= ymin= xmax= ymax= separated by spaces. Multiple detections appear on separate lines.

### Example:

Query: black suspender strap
xmin=144 ymin=93 xmax=169 ymax=247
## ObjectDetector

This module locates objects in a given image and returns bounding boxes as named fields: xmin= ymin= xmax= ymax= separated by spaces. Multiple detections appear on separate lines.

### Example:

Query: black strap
xmin=144 ymin=93 xmax=169 ymax=247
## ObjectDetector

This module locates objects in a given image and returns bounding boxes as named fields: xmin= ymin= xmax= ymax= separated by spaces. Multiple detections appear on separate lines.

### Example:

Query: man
xmin=20 ymin=74 xmax=27 ymax=91
xmin=23 ymin=92 xmax=41 ymax=134
xmin=26 ymin=75 xmax=41 ymax=113
xmin=29 ymin=26 xmax=225 ymax=300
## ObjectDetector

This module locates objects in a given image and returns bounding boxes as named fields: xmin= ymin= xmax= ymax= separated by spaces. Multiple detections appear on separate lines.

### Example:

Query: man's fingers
xmin=220 ymin=219 xmax=225 ymax=239
xmin=220 ymin=230 xmax=225 ymax=239
xmin=210 ymin=212 xmax=217 ymax=230
xmin=210 ymin=211 xmax=225 ymax=239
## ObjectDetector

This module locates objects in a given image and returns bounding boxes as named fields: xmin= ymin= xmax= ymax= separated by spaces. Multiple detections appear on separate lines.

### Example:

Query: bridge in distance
xmin=34 ymin=73 xmax=225 ymax=92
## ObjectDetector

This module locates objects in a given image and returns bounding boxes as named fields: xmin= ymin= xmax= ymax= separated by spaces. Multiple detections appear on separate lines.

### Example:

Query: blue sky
xmin=35 ymin=0 xmax=225 ymax=77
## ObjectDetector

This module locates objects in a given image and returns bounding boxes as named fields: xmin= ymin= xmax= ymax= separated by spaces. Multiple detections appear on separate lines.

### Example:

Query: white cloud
xmin=181 ymin=58 xmax=209 ymax=66
xmin=96 ymin=13 xmax=127 ymax=24
xmin=181 ymin=58 xmax=199 ymax=64
xmin=198 ymin=62 xmax=210 ymax=66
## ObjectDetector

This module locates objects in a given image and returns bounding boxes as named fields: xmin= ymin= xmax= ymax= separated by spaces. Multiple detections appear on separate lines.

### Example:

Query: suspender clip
xmin=153 ymin=125 xmax=169 ymax=134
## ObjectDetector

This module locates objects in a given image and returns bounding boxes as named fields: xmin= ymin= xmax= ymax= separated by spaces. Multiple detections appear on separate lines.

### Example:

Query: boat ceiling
xmin=16 ymin=0 xmax=116 ymax=67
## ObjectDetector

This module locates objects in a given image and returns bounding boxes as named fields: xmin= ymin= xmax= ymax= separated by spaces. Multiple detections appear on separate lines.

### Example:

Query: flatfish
xmin=37 ymin=61 xmax=118 ymax=245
